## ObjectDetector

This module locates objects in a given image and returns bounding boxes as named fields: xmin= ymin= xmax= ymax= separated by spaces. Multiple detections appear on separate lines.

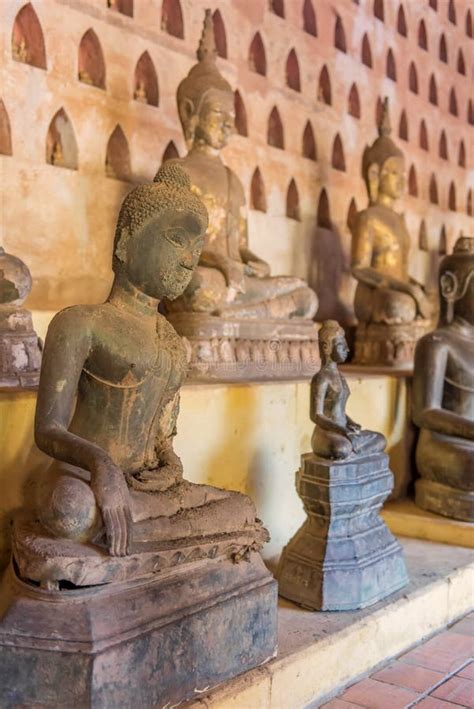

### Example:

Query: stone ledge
xmin=186 ymin=537 xmax=473 ymax=708
xmin=382 ymin=499 xmax=474 ymax=549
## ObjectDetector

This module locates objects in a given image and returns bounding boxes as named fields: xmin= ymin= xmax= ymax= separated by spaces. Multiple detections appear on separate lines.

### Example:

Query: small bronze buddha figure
xmin=413 ymin=236 xmax=474 ymax=522
xmin=277 ymin=320 xmax=408 ymax=610
xmin=351 ymin=98 xmax=432 ymax=367
xmin=0 ymin=164 xmax=277 ymax=707
xmin=162 ymin=10 xmax=318 ymax=380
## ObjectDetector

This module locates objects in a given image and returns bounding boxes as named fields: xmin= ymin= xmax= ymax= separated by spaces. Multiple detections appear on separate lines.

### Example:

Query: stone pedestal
xmin=415 ymin=479 xmax=474 ymax=523
xmin=277 ymin=452 xmax=408 ymax=610
xmin=167 ymin=312 xmax=319 ymax=381
xmin=0 ymin=553 xmax=277 ymax=707
xmin=353 ymin=320 xmax=431 ymax=368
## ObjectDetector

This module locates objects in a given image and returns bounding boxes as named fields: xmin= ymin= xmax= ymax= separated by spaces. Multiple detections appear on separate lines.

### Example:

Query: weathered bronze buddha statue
xmin=351 ymin=98 xmax=432 ymax=367
xmin=0 ymin=163 xmax=277 ymax=707
xmin=413 ymin=236 xmax=474 ymax=522
xmin=277 ymin=320 xmax=408 ymax=610
xmin=161 ymin=10 xmax=318 ymax=380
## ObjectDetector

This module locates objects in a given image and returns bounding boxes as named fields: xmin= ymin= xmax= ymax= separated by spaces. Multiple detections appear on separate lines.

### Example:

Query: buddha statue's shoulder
xmin=46 ymin=303 xmax=105 ymax=341
xmin=156 ymin=313 xmax=188 ymax=382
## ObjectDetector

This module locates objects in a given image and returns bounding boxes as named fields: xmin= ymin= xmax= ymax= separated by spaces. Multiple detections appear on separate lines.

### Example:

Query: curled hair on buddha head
xmin=113 ymin=162 xmax=208 ymax=265
xmin=177 ymin=9 xmax=233 ymax=147
xmin=318 ymin=319 xmax=346 ymax=360
xmin=362 ymin=97 xmax=404 ymax=203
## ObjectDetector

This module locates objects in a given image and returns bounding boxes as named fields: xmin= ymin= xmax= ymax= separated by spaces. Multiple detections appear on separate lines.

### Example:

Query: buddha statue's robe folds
xmin=277 ymin=320 xmax=408 ymax=610
xmin=0 ymin=163 xmax=277 ymax=708
xmin=351 ymin=98 xmax=432 ymax=367
xmin=413 ymin=236 xmax=474 ymax=522
xmin=162 ymin=10 xmax=319 ymax=381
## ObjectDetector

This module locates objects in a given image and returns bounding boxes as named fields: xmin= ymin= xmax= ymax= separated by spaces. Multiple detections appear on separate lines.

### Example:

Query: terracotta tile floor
xmin=322 ymin=613 xmax=474 ymax=709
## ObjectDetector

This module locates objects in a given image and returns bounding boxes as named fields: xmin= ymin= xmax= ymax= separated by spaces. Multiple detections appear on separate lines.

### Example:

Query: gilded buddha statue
xmin=413 ymin=237 xmax=474 ymax=522
xmin=351 ymin=98 xmax=432 ymax=367
xmin=161 ymin=10 xmax=318 ymax=380
xmin=0 ymin=163 xmax=277 ymax=706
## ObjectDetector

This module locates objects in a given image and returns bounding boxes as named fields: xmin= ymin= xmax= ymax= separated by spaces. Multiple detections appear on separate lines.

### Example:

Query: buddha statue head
xmin=177 ymin=9 xmax=235 ymax=150
xmin=113 ymin=162 xmax=208 ymax=301
xmin=363 ymin=98 xmax=405 ymax=205
xmin=438 ymin=236 xmax=474 ymax=325
xmin=318 ymin=320 xmax=349 ymax=364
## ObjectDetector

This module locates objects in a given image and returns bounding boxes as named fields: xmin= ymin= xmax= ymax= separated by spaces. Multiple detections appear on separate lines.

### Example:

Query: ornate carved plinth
xmin=168 ymin=313 xmax=320 ymax=381
xmin=353 ymin=320 xmax=431 ymax=368
xmin=415 ymin=479 xmax=474 ymax=523
xmin=277 ymin=452 xmax=409 ymax=610
xmin=0 ymin=553 xmax=277 ymax=707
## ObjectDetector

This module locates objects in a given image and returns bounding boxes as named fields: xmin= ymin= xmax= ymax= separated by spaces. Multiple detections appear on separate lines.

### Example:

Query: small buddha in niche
xmin=51 ymin=140 xmax=64 ymax=167
xmin=351 ymin=98 xmax=432 ymax=366
xmin=160 ymin=10 xmax=318 ymax=379
xmin=413 ymin=236 xmax=474 ymax=522
xmin=12 ymin=38 xmax=28 ymax=63
xmin=78 ymin=69 xmax=93 ymax=85
xmin=134 ymin=79 xmax=148 ymax=104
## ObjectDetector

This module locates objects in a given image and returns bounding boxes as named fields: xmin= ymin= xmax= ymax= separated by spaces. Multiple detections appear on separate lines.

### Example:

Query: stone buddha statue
xmin=351 ymin=98 xmax=432 ymax=367
xmin=413 ymin=236 xmax=474 ymax=522
xmin=2 ymin=163 xmax=276 ymax=707
xmin=161 ymin=10 xmax=318 ymax=380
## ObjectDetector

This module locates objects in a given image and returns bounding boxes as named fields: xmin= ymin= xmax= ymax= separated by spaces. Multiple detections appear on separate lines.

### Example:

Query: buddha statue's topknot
xmin=154 ymin=161 xmax=191 ymax=191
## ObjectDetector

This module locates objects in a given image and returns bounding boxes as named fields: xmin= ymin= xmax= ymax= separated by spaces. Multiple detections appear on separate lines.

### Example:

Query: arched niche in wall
xmin=346 ymin=198 xmax=357 ymax=234
xmin=107 ymin=0 xmax=133 ymax=17
xmin=439 ymin=34 xmax=448 ymax=63
xmin=386 ymin=49 xmax=396 ymax=81
xmin=439 ymin=131 xmax=448 ymax=160
xmin=457 ymin=49 xmax=466 ymax=75
xmin=331 ymin=134 xmax=346 ymax=171
xmin=397 ymin=5 xmax=407 ymax=36
xmin=448 ymin=0 xmax=456 ymax=24
xmin=267 ymin=107 xmax=284 ymax=149
xmin=162 ymin=140 xmax=179 ymax=162
xmin=0 ymin=101 xmax=13 ymax=156
xmin=248 ymin=33 xmax=266 ymax=76
xmin=409 ymin=62 xmax=418 ymax=93
xmin=418 ymin=220 xmax=428 ymax=250
xmin=318 ymin=65 xmax=331 ymax=105
xmin=106 ymin=125 xmax=131 ymax=181
xmin=429 ymin=174 xmax=438 ymax=204
xmin=467 ymin=189 xmax=473 ymax=217
xmin=458 ymin=140 xmax=466 ymax=168
xmin=408 ymin=165 xmax=418 ymax=197
xmin=448 ymin=182 xmax=456 ymax=211
xmin=469 ymin=100 xmax=474 ymax=126
xmin=348 ymin=83 xmax=360 ymax=119
xmin=419 ymin=120 xmax=429 ymax=150
xmin=429 ymin=0 xmax=438 ymax=9
xmin=449 ymin=88 xmax=458 ymax=116
xmin=250 ymin=167 xmax=267 ymax=212
xmin=286 ymin=179 xmax=300 ymax=221
xmin=317 ymin=188 xmax=331 ymax=229
xmin=439 ymin=226 xmax=447 ymax=254
xmin=46 ymin=108 xmax=78 ymax=169
xmin=429 ymin=75 xmax=438 ymax=105
xmin=376 ymin=97 xmax=384 ymax=126
xmin=212 ymin=10 xmax=227 ymax=59
xmin=12 ymin=3 xmax=47 ymax=69
xmin=334 ymin=16 xmax=346 ymax=52
xmin=361 ymin=34 xmax=372 ymax=68
xmin=398 ymin=110 xmax=408 ymax=141
xmin=418 ymin=20 xmax=428 ymax=50
xmin=134 ymin=51 xmax=159 ymax=106
xmin=270 ymin=0 xmax=285 ymax=18
xmin=161 ymin=0 xmax=184 ymax=39
xmin=303 ymin=0 xmax=317 ymax=36
xmin=302 ymin=120 xmax=317 ymax=160
xmin=234 ymin=91 xmax=248 ymax=137
xmin=466 ymin=9 xmax=473 ymax=38
xmin=78 ymin=29 xmax=106 ymax=89
xmin=286 ymin=49 xmax=300 ymax=91
xmin=373 ymin=0 xmax=384 ymax=21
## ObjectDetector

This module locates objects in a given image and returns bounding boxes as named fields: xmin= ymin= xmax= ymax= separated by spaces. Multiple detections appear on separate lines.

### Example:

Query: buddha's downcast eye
xmin=163 ymin=228 xmax=187 ymax=248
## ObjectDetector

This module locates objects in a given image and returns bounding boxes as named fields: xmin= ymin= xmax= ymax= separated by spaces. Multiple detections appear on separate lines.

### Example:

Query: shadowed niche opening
xmin=374 ymin=0 xmax=384 ymax=21
xmin=439 ymin=131 xmax=448 ymax=160
xmin=107 ymin=0 xmax=133 ymax=17
xmin=106 ymin=125 xmax=131 ymax=181
xmin=270 ymin=0 xmax=285 ymax=18
xmin=318 ymin=66 xmax=331 ymax=105
xmin=376 ymin=97 xmax=384 ymax=126
xmin=361 ymin=34 xmax=372 ymax=68
xmin=458 ymin=141 xmax=466 ymax=168
xmin=331 ymin=134 xmax=346 ymax=172
xmin=46 ymin=108 xmax=78 ymax=170
xmin=250 ymin=168 xmax=267 ymax=212
xmin=429 ymin=0 xmax=438 ymax=9
xmin=286 ymin=49 xmax=300 ymax=91
xmin=469 ymin=100 xmax=474 ymax=126
xmin=249 ymin=33 xmax=266 ymax=76
xmin=212 ymin=10 xmax=227 ymax=59
xmin=267 ymin=107 xmax=284 ymax=149
xmin=429 ymin=174 xmax=438 ymax=204
xmin=334 ymin=16 xmax=346 ymax=52
xmin=286 ymin=179 xmax=300 ymax=221
xmin=439 ymin=34 xmax=448 ymax=63
xmin=134 ymin=52 xmax=159 ymax=106
xmin=429 ymin=75 xmax=438 ymax=106
xmin=408 ymin=165 xmax=418 ymax=197
xmin=0 ymin=101 xmax=13 ymax=156
xmin=386 ymin=49 xmax=396 ymax=81
xmin=419 ymin=120 xmax=429 ymax=151
xmin=234 ymin=91 xmax=248 ymax=137
xmin=317 ymin=189 xmax=331 ymax=229
xmin=449 ymin=88 xmax=458 ymax=116
xmin=457 ymin=49 xmax=466 ymax=75
xmin=162 ymin=141 xmax=179 ymax=162
xmin=467 ymin=190 xmax=473 ymax=217
xmin=448 ymin=0 xmax=456 ymax=24
xmin=448 ymin=183 xmax=456 ymax=211
xmin=439 ymin=226 xmax=447 ymax=254
xmin=397 ymin=5 xmax=407 ymax=36
xmin=466 ymin=9 xmax=473 ymax=38
xmin=302 ymin=121 xmax=317 ymax=160
xmin=347 ymin=198 xmax=357 ymax=234
xmin=348 ymin=84 xmax=360 ymax=119
xmin=398 ymin=111 xmax=408 ymax=141
xmin=303 ymin=0 xmax=317 ymax=36
xmin=409 ymin=62 xmax=418 ymax=94
xmin=12 ymin=3 xmax=47 ymax=69
xmin=161 ymin=0 xmax=184 ymax=39
xmin=418 ymin=20 xmax=428 ymax=50
xmin=418 ymin=220 xmax=428 ymax=251
xmin=78 ymin=29 xmax=106 ymax=89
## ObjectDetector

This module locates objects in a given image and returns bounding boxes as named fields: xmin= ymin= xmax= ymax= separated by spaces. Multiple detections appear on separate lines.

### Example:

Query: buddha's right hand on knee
xmin=90 ymin=460 xmax=132 ymax=557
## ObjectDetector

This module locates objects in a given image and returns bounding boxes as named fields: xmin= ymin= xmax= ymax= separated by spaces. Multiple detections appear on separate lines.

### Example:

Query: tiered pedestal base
xmin=277 ymin=452 xmax=408 ymax=610
xmin=415 ymin=479 xmax=474 ymax=523
xmin=167 ymin=313 xmax=319 ymax=381
xmin=0 ymin=553 xmax=277 ymax=707
xmin=353 ymin=320 xmax=431 ymax=368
